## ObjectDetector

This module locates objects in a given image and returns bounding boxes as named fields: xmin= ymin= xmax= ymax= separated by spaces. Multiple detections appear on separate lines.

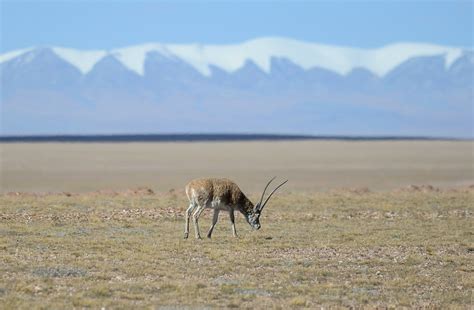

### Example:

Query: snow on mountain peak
xmin=0 ymin=47 xmax=35 ymax=64
xmin=0 ymin=37 xmax=467 ymax=77
xmin=51 ymin=47 xmax=107 ymax=74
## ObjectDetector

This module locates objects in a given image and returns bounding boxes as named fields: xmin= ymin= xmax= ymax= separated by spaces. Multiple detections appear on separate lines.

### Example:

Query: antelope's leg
xmin=207 ymin=209 xmax=220 ymax=238
xmin=192 ymin=205 xmax=205 ymax=239
xmin=229 ymin=210 xmax=238 ymax=237
xmin=184 ymin=203 xmax=196 ymax=239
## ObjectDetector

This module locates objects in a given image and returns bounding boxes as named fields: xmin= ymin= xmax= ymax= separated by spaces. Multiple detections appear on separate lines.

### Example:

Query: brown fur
xmin=185 ymin=178 xmax=254 ymax=214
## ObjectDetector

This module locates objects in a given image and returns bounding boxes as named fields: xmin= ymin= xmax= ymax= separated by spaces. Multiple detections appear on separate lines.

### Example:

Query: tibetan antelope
xmin=184 ymin=177 xmax=288 ymax=239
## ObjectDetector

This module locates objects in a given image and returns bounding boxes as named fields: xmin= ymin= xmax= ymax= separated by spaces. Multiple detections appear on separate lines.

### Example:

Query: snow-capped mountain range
xmin=1 ymin=37 xmax=473 ymax=137
xmin=1 ymin=37 xmax=466 ymax=76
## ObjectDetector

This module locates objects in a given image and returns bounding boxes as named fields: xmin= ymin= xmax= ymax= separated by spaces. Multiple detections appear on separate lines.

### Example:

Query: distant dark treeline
xmin=0 ymin=134 xmax=463 ymax=143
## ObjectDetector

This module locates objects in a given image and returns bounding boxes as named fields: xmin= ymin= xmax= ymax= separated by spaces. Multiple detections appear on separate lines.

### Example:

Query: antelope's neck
xmin=239 ymin=197 xmax=255 ymax=216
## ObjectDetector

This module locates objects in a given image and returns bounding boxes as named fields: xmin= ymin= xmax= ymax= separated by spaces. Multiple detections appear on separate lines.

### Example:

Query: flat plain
xmin=1 ymin=140 xmax=473 ymax=193
xmin=0 ymin=141 xmax=473 ymax=308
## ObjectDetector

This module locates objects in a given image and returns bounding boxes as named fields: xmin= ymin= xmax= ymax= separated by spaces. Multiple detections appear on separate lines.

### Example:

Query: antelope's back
xmin=185 ymin=178 xmax=244 ymax=205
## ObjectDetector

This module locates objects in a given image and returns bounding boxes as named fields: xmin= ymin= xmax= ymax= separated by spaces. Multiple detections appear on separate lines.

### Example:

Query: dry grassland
xmin=1 ymin=141 xmax=473 ymax=308
xmin=1 ymin=140 xmax=473 ymax=193
xmin=1 ymin=189 xmax=473 ymax=308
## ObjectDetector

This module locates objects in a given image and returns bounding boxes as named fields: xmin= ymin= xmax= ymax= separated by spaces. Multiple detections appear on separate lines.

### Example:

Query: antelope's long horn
xmin=257 ymin=176 xmax=276 ymax=208
xmin=260 ymin=179 xmax=288 ymax=211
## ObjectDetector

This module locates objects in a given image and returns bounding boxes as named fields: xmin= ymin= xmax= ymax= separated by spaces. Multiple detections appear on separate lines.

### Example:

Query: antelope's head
xmin=247 ymin=177 xmax=288 ymax=230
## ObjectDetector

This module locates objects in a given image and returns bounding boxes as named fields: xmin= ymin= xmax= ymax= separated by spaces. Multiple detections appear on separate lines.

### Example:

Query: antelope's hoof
xmin=184 ymin=233 xmax=189 ymax=239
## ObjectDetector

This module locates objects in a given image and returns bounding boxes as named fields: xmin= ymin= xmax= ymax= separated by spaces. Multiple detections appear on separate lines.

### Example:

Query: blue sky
xmin=1 ymin=1 xmax=473 ymax=52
